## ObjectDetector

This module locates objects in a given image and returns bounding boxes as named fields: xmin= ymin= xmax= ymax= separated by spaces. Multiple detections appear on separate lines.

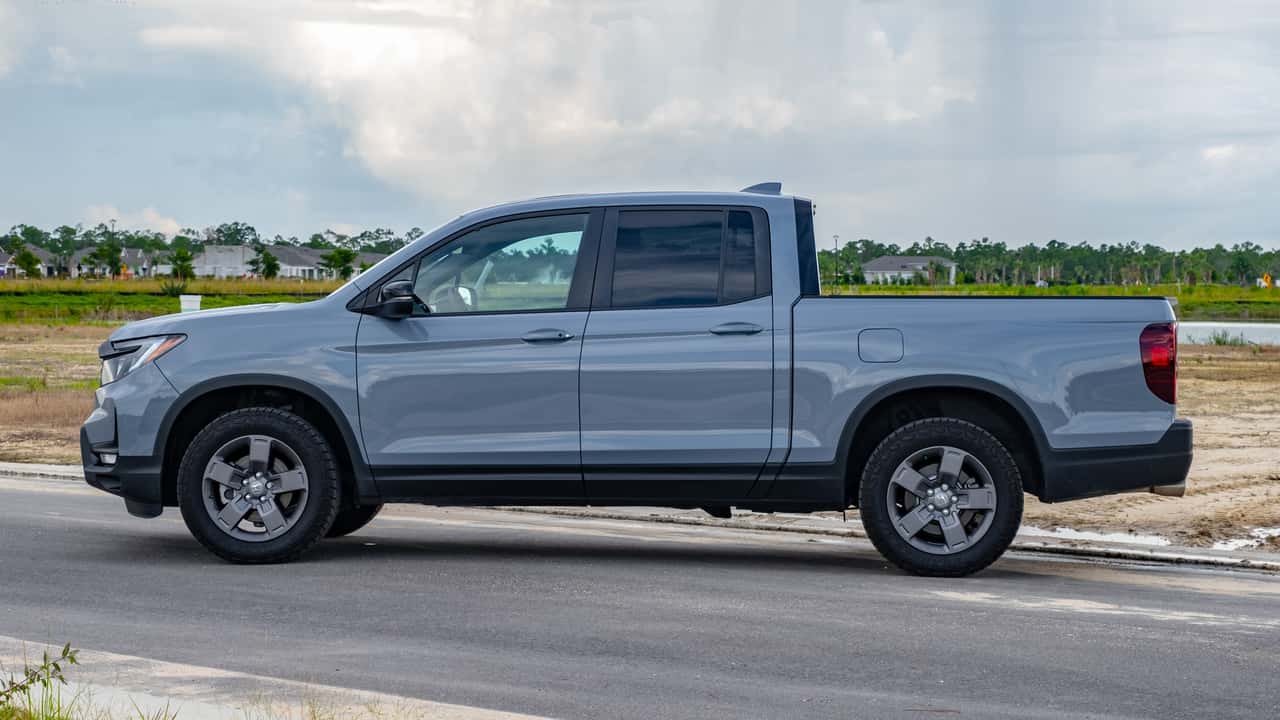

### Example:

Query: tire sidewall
xmin=178 ymin=408 xmax=340 ymax=563
xmin=859 ymin=418 xmax=1023 ymax=576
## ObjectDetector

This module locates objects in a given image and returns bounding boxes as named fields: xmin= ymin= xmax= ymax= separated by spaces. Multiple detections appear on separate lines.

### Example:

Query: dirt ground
xmin=1 ymin=323 xmax=1277 ymax=547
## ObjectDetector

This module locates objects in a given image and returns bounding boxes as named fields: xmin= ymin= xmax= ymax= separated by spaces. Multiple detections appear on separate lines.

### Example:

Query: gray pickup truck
xmin=81 ymin=184 xmax=1192 ymax=575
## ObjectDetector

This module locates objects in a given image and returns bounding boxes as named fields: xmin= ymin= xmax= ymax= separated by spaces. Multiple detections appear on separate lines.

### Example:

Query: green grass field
xmin=823 ymin=282 xmax=1280 ymax=321
xmin=0 ymin=280 xmax=1276 ymax=323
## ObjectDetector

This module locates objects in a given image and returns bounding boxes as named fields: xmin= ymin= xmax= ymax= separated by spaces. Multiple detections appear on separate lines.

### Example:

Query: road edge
xmin=3 ymin=461 xmax=1277 ymax=573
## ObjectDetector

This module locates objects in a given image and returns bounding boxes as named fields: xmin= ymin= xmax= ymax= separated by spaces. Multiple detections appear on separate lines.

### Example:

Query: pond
xmin=1179 ymin=321 xmax=1280 ymax=346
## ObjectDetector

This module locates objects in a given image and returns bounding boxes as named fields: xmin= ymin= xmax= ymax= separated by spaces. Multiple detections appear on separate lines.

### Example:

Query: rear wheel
xmin=177 ymin=407 xmax=340 ymax=563
xmin=858 ymin=417 xmax=1023 ymax=577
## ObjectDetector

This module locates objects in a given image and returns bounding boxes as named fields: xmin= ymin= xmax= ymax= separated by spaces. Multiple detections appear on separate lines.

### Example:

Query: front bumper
xmin=79 ymin=362 xmax=177 ymax=519
xmin=1040 ymin=418 xmax=1193 ymax=503
xmin=81 ymin=428 xmax=165 ymax=517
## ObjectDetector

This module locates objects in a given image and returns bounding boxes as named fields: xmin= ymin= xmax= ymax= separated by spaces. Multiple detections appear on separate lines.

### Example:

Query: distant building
xmin=862 ymin=255 xmax=957 ymax=285
xmin=7 ymin=244 xmax=386 ymax=280
xmin=70 ymin=247 xmax=170 ymax=278
xmin=0 ymin=246 xmax=56 ymax=278
xmin=193 ymin=245 xmax=386 ymax=279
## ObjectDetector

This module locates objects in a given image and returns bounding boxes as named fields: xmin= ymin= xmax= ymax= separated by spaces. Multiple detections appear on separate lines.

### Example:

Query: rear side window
xmin=609 ymin=209 xmax=766 ymax=309
xmin=722 ymin=210 xmax=757 ymax=301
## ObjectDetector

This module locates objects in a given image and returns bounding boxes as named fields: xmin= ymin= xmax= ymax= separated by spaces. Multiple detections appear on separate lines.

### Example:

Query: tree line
xmin=4 ymin=220 xmax=1278 ymax=287
xmin=0 ymin=221 xmax=424 ymax=280
xmin=819 ymin=236 xmax=1279 ymax=286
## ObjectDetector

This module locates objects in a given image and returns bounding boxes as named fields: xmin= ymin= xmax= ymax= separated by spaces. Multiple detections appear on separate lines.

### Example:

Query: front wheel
xmin=858 ymin=417 xmax=1023 ymax=577
xmin=177 ymin=407 xmax=341 ymax=563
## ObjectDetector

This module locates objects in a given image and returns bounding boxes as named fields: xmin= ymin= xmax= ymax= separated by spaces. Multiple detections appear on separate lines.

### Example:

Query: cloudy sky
xmin=1 ymin=0 xmax=1279 ymax=250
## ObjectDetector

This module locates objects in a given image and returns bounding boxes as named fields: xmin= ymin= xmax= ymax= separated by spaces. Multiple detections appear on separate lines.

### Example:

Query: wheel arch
xmin=837 ymin=375 xmax=1048 ymax=504
xmin=156 ymin=374 xmax=377 ymax=507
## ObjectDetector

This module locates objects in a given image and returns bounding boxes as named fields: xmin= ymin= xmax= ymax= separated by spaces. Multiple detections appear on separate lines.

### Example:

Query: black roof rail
xmin=740 ymin=182 xmax=782 ymax=195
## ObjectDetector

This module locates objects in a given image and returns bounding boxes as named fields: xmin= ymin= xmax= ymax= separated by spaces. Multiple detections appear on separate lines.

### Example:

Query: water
xmin=1179 ymin=321 xmax=1280 ymax=346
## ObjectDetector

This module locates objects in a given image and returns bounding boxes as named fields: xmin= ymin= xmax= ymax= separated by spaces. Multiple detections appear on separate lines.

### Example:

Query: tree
xmin=206 ymin=222 xmax=260 ymax=246
xmin=49 ymin=225 xmax=80 ymax=276
xmin=169 ymin=248 xmax=195 ymax=280
xmin=319 ymin=247 xmax=358 ymax=279
xmin=13 ymin=246 xmax=42 ymax=278
xmin=247 ymin=245 xmax=280 ymax=279
xmin=91 ymin=241 xmax=123 ymax=278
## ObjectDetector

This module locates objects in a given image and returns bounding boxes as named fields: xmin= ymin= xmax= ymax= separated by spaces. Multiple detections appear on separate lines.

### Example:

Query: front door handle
xmin=521 ymin=328 xmax=575 ymax=343
xmin=709 ymin=322 xmax=764 ymax=336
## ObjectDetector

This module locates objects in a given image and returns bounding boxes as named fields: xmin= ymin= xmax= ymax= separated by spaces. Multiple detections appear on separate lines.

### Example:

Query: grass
xmin=2 ymin=279 xmax=1277 ymax=323
xmin=823 ymin=282 xmax=1280 ymax=321
xmin=0 ymin=278 xmax=342 ymax=296
xmin=1206 ymin=329 xmax=1250 ymax=346
xmin=0 ymin=292 xmax=323 ymax=323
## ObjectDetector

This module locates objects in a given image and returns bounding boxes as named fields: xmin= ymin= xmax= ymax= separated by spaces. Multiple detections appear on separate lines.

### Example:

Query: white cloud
xmin=139 ymin=25 xmax=244 ymax=51
xmin=0 ymin=1 xmax=24 ymax=76
xmin=46 ymin=46 xmax=82 ymax=86
xmin=84 ymin=205 xmax=183 ymax=237
xmin=131 ymin=2 xmax=978 ymax=211
xmin=1202 ymin=144 xmax=1238 ymax=163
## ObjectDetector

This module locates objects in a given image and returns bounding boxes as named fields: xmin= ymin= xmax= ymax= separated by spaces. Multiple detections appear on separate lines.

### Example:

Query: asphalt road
xmin=2 ymin=476 xmax=1278 ymax=720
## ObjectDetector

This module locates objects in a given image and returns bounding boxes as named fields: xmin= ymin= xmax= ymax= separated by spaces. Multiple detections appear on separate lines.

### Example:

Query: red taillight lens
xmin=1140 ymin=322 xmax=1177 ymax=404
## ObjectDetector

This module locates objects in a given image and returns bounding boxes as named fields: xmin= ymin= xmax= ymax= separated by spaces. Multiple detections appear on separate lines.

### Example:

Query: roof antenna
xmin=740 ymin=182 xmax=782 ymax=195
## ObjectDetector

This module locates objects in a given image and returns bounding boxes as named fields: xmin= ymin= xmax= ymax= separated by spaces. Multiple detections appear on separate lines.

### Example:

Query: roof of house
xmin=862 ymin=255 xmax=957 ymax=272
xmin=71 ymin=247 xmax=161 ymax=266
xmin=266 ymin=245 xmax=386 ymax=268
xmin=2 ymin=246 xmax=54 ymax=264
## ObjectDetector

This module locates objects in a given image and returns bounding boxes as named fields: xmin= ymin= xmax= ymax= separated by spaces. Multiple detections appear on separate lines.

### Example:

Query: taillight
xmin=1140 ymin=322 xmax=1177 ymax=404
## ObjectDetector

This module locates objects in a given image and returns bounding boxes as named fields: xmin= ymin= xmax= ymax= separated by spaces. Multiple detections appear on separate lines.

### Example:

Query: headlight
xmin=100 ymin=335 xmax=185 ymax=385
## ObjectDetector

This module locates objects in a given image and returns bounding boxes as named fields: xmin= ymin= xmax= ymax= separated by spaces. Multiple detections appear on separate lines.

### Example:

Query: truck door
xmin=356 ymin=210 xmax=602 ymax=500
xmin=580 ymin=207 xmax=774 ymax=501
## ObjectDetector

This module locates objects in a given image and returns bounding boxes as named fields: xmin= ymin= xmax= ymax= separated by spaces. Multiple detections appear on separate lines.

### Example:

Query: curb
xmin=501 ymin=507 xmax=1280 ymax=573
xmin=4 ymin=463 xmax=1277 ymax=573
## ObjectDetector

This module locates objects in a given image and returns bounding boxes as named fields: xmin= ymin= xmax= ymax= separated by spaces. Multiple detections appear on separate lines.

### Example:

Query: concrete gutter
xmin=5 ymin=461 xmax=1276 ymax=573
xmin=501 ymin=506 xmax=1280 ymax=573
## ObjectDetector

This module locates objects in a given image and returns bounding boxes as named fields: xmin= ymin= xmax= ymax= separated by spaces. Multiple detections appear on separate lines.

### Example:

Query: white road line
xmin=0 ymin=634 xmax=552 ymax=720
xmin=931 ymin=591 xmax=1280 ymax=630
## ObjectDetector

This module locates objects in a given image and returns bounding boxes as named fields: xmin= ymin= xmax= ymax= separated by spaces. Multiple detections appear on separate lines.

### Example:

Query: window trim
xmin=590 ymin=204 xmax=772 ymax=311
xmin=356 ymin=208 xmax=604 ymax=318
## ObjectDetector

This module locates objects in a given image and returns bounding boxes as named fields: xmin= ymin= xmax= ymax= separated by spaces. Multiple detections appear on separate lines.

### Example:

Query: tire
xmin=326 ymin=502 xmax=383 ymax=538
xmin=177 ymin=407 xmax=340 ymax=564
xmin=858 ymin=417 xmax=1023 ymax=577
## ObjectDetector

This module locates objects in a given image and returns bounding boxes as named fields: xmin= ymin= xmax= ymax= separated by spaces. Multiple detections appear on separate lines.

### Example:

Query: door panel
xmin=580 ymin=296 xmax=774 ymax=500
xmin=354 ymin=210 xmax=601 ymax=501
xmin=357 ymin=311 xmax=587 ymax=498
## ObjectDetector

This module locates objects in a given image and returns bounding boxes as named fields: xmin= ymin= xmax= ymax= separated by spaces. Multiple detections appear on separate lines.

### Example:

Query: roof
xmin=267 ymin=245 xmax=386 ymax=268
xmin=72 ymin=247 xmax=162 ymax=265
xmin=2 ymin=246 xmax=53 ymax=263
xmin=862 ymin=255 xmax=957 ymax=272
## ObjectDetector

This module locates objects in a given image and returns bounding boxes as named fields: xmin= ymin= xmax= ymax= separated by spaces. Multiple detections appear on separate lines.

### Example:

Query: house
xmin=192 ymin=245 xmax=254 ymax=278
xmin=0 ymin=246 xmax=56 ymax=277
xmin=267 ymin=245 xmax=384 ymax=280
xmin=70 ymin=247 xmax=171 ymax=278
xmin=194 ymin=245 xmax=387 ymax=279
xmin=862 ymin=255 xmax=957 ymax=285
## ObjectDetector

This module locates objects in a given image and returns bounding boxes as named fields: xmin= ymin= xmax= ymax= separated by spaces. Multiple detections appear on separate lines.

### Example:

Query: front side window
xmin=609 ymin=209 xmax=762 ymax=309
xmin=408 ymin=214 xmax=588 ymax=314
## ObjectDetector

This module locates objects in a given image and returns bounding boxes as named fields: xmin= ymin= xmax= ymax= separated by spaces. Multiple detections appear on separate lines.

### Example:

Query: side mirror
xmin=371 ymin=280 xmax=419 ymax=320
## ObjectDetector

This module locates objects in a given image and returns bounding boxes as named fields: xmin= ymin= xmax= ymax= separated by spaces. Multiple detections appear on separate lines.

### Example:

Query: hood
xmin=109 ymin=301 xmax=310 ymax=342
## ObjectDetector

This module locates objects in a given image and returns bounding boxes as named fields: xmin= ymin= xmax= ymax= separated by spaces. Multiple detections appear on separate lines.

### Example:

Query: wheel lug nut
xmin=927 ymin=505 xmax=935 ymax=511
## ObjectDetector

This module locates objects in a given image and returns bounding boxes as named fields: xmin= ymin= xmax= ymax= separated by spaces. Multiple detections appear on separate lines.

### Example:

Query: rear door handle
xmin=521 ymin=328 xmax=575 ymax=343
xmin=709 ymin=322 xmax=764 ymax=336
